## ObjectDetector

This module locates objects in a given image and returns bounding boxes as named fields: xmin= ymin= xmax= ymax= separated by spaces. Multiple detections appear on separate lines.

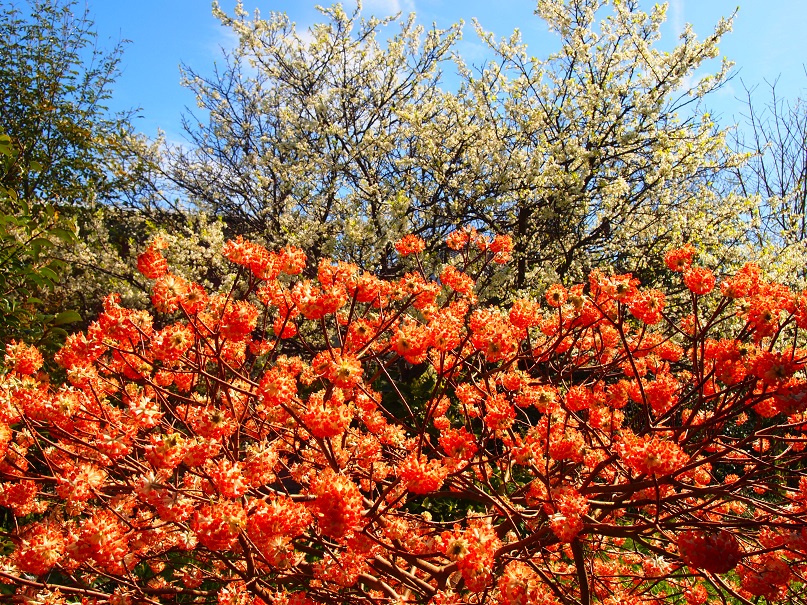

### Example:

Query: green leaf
xmin=38 ymin=266 xmax=59 ymax=283
xmin=52 ymin=310 xmax=81 ymax=326
xmin=28 ymin=237 xmax=55 ymax=257
xmin=47 ymin=327 xmax=69 ymax=340
xmin=29 ymin=237 xmax=55 ymax=248
xmin=0 ymin=134 xmax=14 ymax=157
xmin=28 ymin=274 xmax=45 ymax=288
xmin=47 ymin=227 xmax=76 ymax=242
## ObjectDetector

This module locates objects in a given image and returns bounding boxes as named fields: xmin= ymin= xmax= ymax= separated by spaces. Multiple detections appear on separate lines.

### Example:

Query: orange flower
xmin=151 ymin=323 xmax=195 ymax=362
xmin=307 ymin=469 xmax=364 ymax=538
xmin=70 ymin=509 xmax=131 ymax=574
xmin=470 ymin=308 xmax=520 ymax=362
xmin=437 ymin=518 xmax=500 ymax=592
xmin=325 ymin=351 xmax=364 ymax=388
xmin=137 ymin=241 xmax=169 ymax=279
xmin=628 ymin=289 xmax=665 ymax=325
xmin=440 ymin=265 xmax=476 ymax=299
xmin=446 ymin=226 xmax=480 ymax=251
xmin=247 ymin=495 xmax=312 ymax=542
xmin=220 ymin=300 xmax=259 ymax=341
xmin=545 ymin=284 xmax=568 ymax=308
xmin=438 ymin=426 xmax=479 ymax=461
xmin=278 ymin=245 xmax=307 ymax=275
xmin=206 ymin=458 xmax=248 ymax=498
xmin=683 ymin=266 xmax=716 ymax=295
xmin=677 ymin=530 xmax=742 ymax=574
xmin=489 ymin=234 xmax=513 ymax=263
xmin=302 ymin=389 xmax=353 ymax=439
xmin=223 ymin=236 xmax=280 ymax=280
xmin=393 ymin=320 xmax=430 ymax=363
xmin=484 ymin=392 xmax=515 ymax=430
xmin=720 ymin=262 xmax=762 ymax=298
xmin=191 ymin=500 xmax=247 ymax=551
xmin=664 ymin=243 xmax=696 ymax=272
xmin=398 ymin=453 xmax=449 ymax=494
xmin=509 ymin=298 xmax=541 ymax=329
xmin=394 ymin=234 xmax=426 ymax=256
xmin=4 ymin=340 xmax=43 ymax=375
xmin=259 ymin=366 xmax=297 ymax=407
xmin=152 ymin=273 xmax=190 ymax=313
xmin=564 ymin=385 xmax=593 ymax=412
xmin=618 ymin=429 xmax=687 ymax=476
xmin=547 ymin=486 xmax=589 ymax=542
xmin=14 ymin=523 xmax=65 ymax=576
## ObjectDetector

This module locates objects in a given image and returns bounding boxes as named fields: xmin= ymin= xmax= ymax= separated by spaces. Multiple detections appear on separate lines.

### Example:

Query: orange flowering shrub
xmin=1 ymin=236 xmax=806 ymax=604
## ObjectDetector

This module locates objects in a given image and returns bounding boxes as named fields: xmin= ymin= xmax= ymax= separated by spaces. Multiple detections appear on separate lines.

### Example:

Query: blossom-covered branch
xmin=1 ymin=232 xmax=805 ymax=604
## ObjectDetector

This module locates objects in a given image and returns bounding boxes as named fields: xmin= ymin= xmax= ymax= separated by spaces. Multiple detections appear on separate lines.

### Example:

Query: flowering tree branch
xmin=0 ymin=233 xmax=806 ymax=604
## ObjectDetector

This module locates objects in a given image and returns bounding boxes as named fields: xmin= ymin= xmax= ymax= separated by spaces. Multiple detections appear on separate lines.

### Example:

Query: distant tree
xmin=464 ymin=0 xmax=744 ymax=287
xmin=166 ymin=2 xmax=463 ymax=273
xmin=0 ymin=0 xmax=190 ymax=322
xmin=164 ymin=0 xmax=748 ymax=291
xmin=728 ymin=77 xmax=807 ymax=286
xmin=0 ymin=0 xmax=146 ymax=208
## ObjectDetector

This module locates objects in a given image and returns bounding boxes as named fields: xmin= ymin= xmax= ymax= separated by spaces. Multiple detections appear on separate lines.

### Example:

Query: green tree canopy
xmin=0 ymin=129 xmax=78 ymax=352
xmin=0 ymin=0 xmax=144 ymax=208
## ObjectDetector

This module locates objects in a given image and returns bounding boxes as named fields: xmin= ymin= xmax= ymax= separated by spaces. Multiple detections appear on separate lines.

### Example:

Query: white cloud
xmin=296 ymin=28 xmax=317 ymax=46
xmin=211 ymin=22 xmax=241 ymax=55
xmin=669 ymin=0 xmax=685 ymax=38
xmin=344 ymin=0 xmax=417 ymax=17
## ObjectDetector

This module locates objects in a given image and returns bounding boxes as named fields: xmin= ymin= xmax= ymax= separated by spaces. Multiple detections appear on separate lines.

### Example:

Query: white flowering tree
xmin=462 ymin=0 xmax=747 ymax=287
xmin=165 ymin=3 xmax=462 ymax=269
xmin=160 ymin=0 xmax=751 ymax=293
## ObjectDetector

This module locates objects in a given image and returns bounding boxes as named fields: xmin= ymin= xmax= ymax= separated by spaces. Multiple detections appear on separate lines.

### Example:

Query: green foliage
xmin=0 ymin=0 xmax=165 ymax=334
xmin=0 ymin=0 xmax=143 ymax=208
xmin=0 ymin=131 xmax=79 ymax=353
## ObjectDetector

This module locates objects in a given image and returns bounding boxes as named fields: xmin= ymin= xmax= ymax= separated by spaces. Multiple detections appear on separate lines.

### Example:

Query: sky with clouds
xmin=88 ymin=0 xmax=807 ymax=141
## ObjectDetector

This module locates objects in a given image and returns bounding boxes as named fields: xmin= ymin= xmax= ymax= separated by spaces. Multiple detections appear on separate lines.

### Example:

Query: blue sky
xmin=88 ymin=1 xmax=807 ymax=142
